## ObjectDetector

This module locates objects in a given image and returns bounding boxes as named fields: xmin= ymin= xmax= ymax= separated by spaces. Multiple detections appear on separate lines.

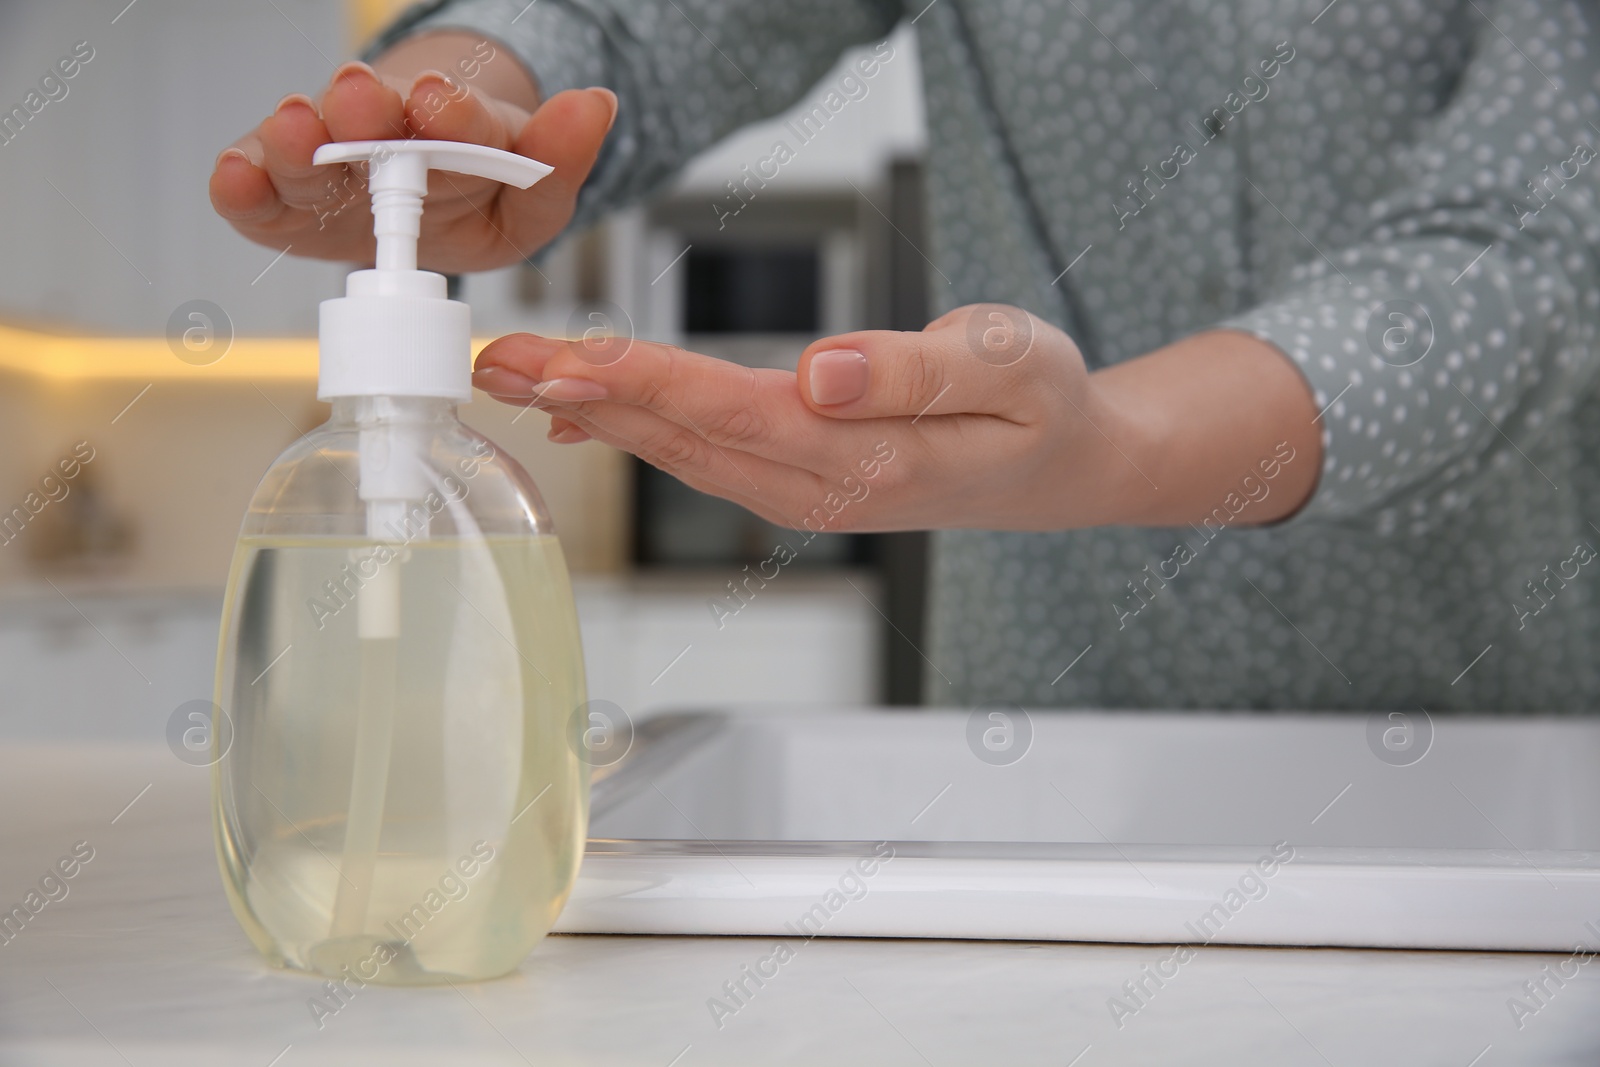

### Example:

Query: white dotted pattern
xmin=386 ymin=0 xmax=1600 ymax=712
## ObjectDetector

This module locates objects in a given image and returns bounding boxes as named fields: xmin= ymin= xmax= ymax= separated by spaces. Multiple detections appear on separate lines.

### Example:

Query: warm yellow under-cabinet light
xmin=0 ymin=322 xmax=498 ymax=383
xmin=347 ymin=0 xmax=416 ymax=44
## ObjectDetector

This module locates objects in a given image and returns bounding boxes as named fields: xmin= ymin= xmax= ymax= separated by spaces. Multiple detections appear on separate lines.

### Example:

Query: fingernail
xmin=274 ymin=92 xmax=318 ymax=117
xmin=216 ymin=147 xmax=253 ymax=169
xmin=808 ymin=349 xmax=869 ymax=406
xmin=549 ymin=422 xmax=592 ymax=444
xmin=591 ymin=87 xmax=619 ymax=132
xmin=535 ymin=377 xmax=609 ymax=403
xmin=410 ymin=69 xmax=462 ymax=96
xmin=333 ymin=60 xmax=379 ymax=86
xmin=472 ymin=366 xmax=540 ymax=397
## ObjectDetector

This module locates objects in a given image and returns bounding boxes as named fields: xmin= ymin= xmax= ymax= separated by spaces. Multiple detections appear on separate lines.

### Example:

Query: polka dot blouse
xmin=379 ymin=0 xmax=1600 ymax=713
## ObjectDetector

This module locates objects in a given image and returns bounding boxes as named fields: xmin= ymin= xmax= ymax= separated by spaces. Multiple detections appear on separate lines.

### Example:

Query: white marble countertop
xmin=3 ymin=743 xmax=1598 ymax=1066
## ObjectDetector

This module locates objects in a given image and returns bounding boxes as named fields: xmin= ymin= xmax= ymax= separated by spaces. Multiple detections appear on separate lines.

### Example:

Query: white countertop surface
xmin=3 ymin=743 xmax=1598 ymax=1066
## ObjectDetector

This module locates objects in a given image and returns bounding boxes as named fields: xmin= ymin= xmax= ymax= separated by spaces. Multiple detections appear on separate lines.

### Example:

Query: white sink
xmin=559 ymin=708 xmax=1600 ymax=950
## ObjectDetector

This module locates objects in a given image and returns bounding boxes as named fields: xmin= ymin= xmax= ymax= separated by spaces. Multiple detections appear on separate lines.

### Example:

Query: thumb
xmin=798 ymin=304 xmax=1040 ymax=420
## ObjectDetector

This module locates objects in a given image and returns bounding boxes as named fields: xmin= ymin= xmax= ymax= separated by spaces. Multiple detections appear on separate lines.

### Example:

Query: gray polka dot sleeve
xmin=1218 ymin=1 xmax=1600 ymax=533
xmin=372 ymin=0 xmax=1600 ymax=711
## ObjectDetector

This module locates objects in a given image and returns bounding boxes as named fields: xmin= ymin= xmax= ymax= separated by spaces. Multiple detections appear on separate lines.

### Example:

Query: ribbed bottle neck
xmin=327 ymin=396 xmax=459 ymax=428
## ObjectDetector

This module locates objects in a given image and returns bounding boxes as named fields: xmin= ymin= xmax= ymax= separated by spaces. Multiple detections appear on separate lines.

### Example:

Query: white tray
xmin=557 ymin=708 xmax=1600 ymax=950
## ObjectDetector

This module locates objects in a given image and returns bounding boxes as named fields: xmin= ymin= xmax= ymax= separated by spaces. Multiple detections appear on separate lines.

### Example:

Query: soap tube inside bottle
xmin=329 ymin=525 xmax=402 ymax=941
xmin=321 ymin=492 xmax=412 ymax=940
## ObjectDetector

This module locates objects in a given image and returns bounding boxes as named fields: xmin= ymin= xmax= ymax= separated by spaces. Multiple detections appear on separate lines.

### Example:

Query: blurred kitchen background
xmin=0 ymin=0 xmax=933 ymax=739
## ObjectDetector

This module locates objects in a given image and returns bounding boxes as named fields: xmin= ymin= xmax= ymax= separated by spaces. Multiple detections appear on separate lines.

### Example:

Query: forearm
xmin=373 ymin=30 xmax=540 ymax=111
xmin=1093 ymin=330 xmax=1322 ymax=527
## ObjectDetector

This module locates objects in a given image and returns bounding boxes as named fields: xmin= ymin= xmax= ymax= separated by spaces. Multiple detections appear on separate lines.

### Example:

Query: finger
xmin=404 ymin=71 xmax=521 ymax=223
xmin=406 ymin=70 xmax=516 ymax=147
xmin=474 ymin=363 xmax=553 ymax=402
xmin=539 ymin=393 xmax=818 ymax=503
xmin=321 ymin=61 xmax=408 ymax=143
xmin=475 ymin=332 xmax=849 ymax=470
xmin=257 ymin=93 xmax=345 ymax=211
xmin=547 ymin=405 xmax=824 ymax=528
xmin=547 ymin=415 xmax=590 ymax=444
xmin=210 ymin=141 xmax=289 ymax=228
xmin=797 ymin=304 xmax=1043 ymax=421
xmin=555 ymin=397 xmax=807 ymax=502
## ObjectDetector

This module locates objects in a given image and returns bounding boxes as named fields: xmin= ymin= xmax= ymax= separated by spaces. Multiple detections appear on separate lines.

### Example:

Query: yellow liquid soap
xmin=212 ymin=534 xmax=588 ymax=985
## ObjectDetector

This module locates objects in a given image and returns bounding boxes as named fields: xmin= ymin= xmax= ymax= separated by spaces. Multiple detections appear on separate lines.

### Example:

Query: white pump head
xmin=311 ymin=140 xmax=553 ymax=402
xmin=309 ymin=140 xmax=552 ymax=543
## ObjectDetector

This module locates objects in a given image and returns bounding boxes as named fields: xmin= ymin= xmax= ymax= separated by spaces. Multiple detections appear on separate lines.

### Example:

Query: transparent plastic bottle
xmin=210 ymin=140 xmax=587 ymax=986
xmin=213 ymin=397 xmax=588 ymax=985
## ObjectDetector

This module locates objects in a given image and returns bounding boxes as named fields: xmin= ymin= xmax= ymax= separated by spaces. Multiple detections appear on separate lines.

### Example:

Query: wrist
xmin=1074 ymin=368 xmax=1168 ymax=527
xmin=1074 ymin=330 xmax=1322 ymax=529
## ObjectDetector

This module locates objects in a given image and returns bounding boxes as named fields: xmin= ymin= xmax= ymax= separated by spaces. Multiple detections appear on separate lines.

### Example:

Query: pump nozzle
xmin=310 ymin=139 xmax=553 ymax=530
xmin=312 ymin=140 xmax=553 ymax=272
xmin=313 ymin=139 xmax=552 ymax=406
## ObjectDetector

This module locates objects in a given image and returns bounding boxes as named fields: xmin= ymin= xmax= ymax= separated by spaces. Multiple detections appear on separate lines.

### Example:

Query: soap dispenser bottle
xmin=212 ymin=140 xmax=589 ymax=985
